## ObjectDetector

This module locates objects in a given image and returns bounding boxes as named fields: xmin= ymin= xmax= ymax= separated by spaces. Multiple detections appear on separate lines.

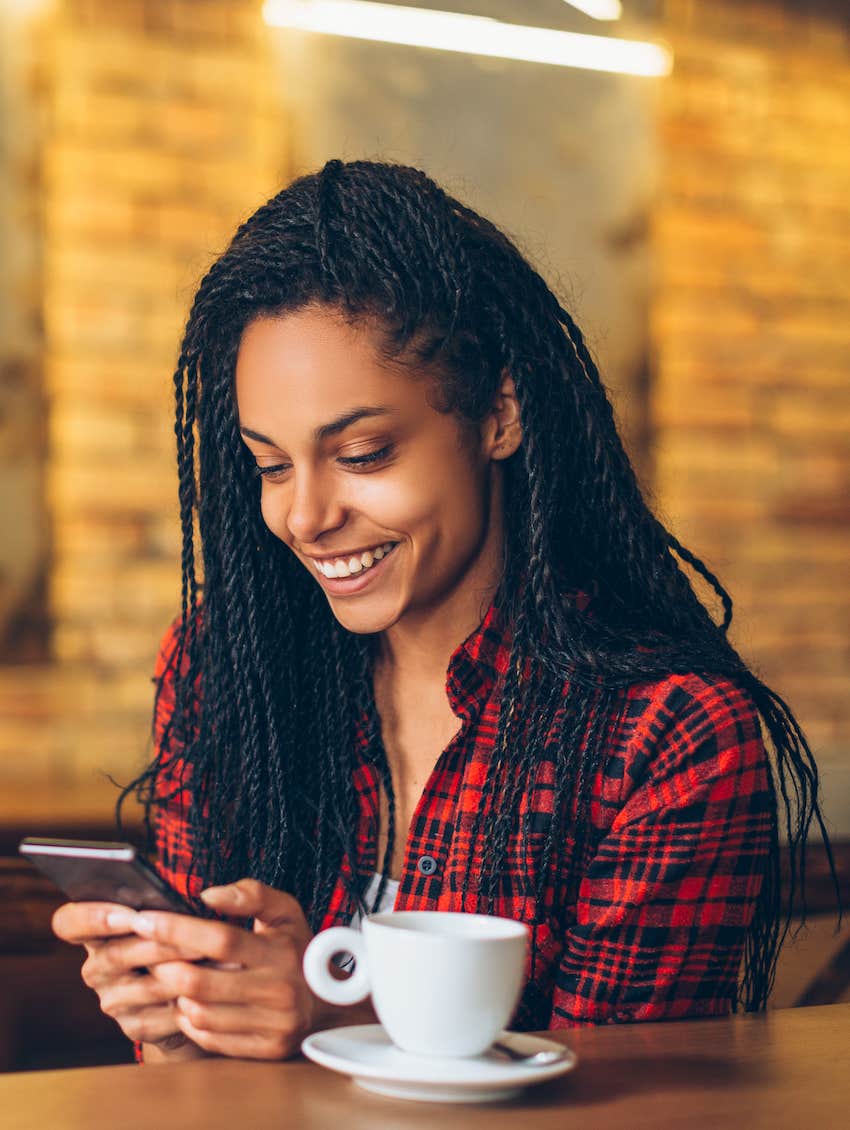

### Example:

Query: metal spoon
xmin=490 ymin=1037 xmax=571 ymax=1066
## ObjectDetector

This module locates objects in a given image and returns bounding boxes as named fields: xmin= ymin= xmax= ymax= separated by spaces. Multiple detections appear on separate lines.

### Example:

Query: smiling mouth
xmin=311 ymin=541 xmax=399 ymax=580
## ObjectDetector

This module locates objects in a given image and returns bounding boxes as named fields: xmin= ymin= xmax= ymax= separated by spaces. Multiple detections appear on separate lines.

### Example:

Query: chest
xmin=372 ymin=675 xmax=461 ymax=879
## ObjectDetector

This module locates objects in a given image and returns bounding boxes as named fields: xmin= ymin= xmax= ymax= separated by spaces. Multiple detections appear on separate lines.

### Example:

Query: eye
xmin=254 ymin=462 xmax=291 ymax=483
xmin=337 ymin=444 xmax=394 ymax=469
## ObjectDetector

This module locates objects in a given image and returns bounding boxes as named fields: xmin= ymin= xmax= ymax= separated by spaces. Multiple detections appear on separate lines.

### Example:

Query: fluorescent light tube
xmin=263 ymin=1 xmax=672 ymax=78
xmin=562 ymin=1 xmax=622 ymax=20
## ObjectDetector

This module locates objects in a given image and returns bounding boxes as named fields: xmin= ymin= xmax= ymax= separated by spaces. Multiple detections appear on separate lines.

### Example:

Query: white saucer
xmin=301 ymin=1024 xmax=577 ymax=1103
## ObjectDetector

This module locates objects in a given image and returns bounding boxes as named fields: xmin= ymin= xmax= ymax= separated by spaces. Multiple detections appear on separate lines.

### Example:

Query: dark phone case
xmin=18 ymin=838 xmax=194 ymax=914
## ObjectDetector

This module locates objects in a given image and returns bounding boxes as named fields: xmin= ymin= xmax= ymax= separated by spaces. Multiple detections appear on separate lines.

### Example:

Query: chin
xmin=324 ymin=595 xmax=403 ymax=636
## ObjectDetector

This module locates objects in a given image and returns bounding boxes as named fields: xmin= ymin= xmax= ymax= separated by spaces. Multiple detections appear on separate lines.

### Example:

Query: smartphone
xmin=18 ymin=837 xmax=195 ymax=914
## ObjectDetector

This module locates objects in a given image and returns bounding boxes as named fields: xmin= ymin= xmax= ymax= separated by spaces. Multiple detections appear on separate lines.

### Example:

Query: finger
xmin=107 ymin=935 xmax=204 ymax=969
xmin=114 ymin=1004 xmax=184 ymax=1047
xmin=52 ymin=903 xmax=143 ymax=945
xmin=147 ymin=960 xmax=268 ymax=1005
xmin=175 ymin=997 xmax=300 ymax=1037
xmin=200 ymin=880 xmax=308 ymax=932
xmin=99 ymin=973 xmax=177 ymax=1015
xmin=129 ymin=912 xmax=254 ymax=965
xmin=82 ymin=937 xmax=206 ymax=986
xmin=174 ymin=1010 xmax=299 ymax=1060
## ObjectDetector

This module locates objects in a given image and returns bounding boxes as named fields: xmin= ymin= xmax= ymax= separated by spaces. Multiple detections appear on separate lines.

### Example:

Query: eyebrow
xmin=240 ymin=406 xmax=394 ymax=448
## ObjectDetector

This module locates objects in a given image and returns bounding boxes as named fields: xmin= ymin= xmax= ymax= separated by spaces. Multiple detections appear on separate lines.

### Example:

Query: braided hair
xmin=120 ymin=158 xmax=837 ymax=1013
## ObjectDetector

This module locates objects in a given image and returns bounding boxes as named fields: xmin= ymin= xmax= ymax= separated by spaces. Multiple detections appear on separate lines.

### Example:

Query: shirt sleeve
xmin=134 ymin=617 xmax=197 ymax=1066
xmin=550 ymin=674 xmax=773 ymax=1026
xmin=148 ymin=616 xmax=200 ymax=904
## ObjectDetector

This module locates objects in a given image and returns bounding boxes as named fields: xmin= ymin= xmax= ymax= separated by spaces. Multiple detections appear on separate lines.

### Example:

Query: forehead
xmin=235 ymin=308 xmax=422 ymax=425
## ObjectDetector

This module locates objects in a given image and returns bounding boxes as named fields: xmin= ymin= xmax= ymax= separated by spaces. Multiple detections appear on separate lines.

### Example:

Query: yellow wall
xmin=0 ymin=0 xmax=283 ymax=796
xmin=0 ymin=0 xmax=847 ymax=833
xmin=652 ymin=0 xmax=850 ymax=827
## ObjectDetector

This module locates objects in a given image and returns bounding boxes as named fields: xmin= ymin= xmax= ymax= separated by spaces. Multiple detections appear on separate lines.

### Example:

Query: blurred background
xmin=1 ymin=0 xmax=848 ymax=1069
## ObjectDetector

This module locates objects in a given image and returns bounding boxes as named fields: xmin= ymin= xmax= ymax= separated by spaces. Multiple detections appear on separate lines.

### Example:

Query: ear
xmin=480 ymin=372 xmax=523 ymax=462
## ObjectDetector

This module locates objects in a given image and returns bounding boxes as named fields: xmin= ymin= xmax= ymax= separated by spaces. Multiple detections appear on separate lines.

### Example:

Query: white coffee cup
xmin=302 ymin=910 xmax=529 ymax=1058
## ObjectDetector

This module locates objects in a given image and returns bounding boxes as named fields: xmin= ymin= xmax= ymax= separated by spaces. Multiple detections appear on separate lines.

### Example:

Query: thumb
xmin=200 ymin=878 xmax=308 ymax=931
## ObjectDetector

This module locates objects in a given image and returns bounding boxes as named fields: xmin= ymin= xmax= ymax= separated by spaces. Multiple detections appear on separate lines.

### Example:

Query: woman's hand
xmin=130 ymin=879 xmax=375 ymax=1060
xmin=51 ymin=901 xmax=208 ymax=1058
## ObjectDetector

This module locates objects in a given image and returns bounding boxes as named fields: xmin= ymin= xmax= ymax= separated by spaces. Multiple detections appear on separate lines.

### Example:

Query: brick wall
xmin=0 ymin=0 xmax=283 ymax=789
xmin=0 ymin=4 xmax=48 ymax=661
xmin=1 ymin=0 xmax=847 ymax=834
xmin=651 ymin=0 xmax=850 ymax=827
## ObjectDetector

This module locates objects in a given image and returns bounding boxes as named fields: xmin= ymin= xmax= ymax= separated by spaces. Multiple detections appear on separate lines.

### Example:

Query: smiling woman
xmin=50 ymin=158 xmax=836 ymax=1064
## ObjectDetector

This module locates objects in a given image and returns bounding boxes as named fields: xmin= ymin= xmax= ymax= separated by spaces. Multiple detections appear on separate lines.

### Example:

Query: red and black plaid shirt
xmin=151 ymin=598 xmax=771 ymax=1030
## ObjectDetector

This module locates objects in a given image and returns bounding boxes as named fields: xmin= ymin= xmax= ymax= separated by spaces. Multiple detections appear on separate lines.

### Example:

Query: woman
xmin=53 ymin=159 xmax=834 ymax=1063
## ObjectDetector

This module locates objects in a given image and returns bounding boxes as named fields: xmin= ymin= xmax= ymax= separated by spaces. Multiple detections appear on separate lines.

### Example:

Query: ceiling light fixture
xmin=562 ymin=1 xmax=622 ymax=20
xmin=263 ymin=1 xmax=672 ymax=78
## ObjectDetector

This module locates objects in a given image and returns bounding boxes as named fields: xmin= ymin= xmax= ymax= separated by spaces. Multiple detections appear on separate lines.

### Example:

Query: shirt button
xmin=417 ymin=855 xmax=438 ymax=876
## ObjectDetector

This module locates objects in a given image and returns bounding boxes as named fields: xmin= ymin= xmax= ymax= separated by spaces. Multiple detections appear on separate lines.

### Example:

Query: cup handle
xmin=302 ymin=927 xmax=371 ymax=1006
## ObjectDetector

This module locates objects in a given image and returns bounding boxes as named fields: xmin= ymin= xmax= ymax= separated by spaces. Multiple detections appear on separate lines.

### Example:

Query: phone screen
xmin=18 ymin=837 xmax=194 ymax=914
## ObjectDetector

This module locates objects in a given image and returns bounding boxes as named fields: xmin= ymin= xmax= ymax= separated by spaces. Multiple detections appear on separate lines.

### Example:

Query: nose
xmin=275 ymin=466 xmax=346 ymax=546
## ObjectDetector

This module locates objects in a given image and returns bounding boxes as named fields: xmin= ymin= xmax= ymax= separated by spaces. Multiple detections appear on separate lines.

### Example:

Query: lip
xmin=309 ymin=542 xmax=399 ymax=596
xmin=305 ymin=541 xmax=395 ymax=564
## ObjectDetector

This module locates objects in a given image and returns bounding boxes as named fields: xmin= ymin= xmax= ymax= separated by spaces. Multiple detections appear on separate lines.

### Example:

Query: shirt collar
xmin=444 ymin=587 xmax=592 ymax=719
xmin=445 ymin=595 xmax=512 ymax=719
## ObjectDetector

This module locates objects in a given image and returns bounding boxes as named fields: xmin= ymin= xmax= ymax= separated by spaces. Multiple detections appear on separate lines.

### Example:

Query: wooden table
xmin=2 ymin=1004 xmax=847 ymax=1129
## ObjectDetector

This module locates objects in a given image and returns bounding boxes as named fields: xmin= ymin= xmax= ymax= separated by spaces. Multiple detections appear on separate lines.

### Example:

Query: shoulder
xmin=153 ymin=607 xmax=202 ymax=684
xmin=151 ymin=608 xmax=203 ymax=751
xmin=621 ymin=670 xmax=762 ymax=758
xmin=608 ymin=671 xmax=768 ymax=815
xmin=623 ymin=670 xmax=761 ymax=742
xmin=154 ymin=616 xmax=181 ymax=681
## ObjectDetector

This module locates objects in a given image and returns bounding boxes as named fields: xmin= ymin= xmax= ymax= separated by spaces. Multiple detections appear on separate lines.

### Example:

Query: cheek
xmin=379 ymin=460 xmax=487 ymax=545
xmin=357 ymin=470 xmax=440 ymax=531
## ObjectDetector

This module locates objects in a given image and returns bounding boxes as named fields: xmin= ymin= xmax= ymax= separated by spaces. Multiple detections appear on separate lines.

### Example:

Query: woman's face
xmin=234 ymin=305 xmax=515 ymax=637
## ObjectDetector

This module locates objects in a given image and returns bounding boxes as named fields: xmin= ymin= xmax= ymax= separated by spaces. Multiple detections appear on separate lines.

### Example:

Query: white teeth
xmin=314 ymin=542 xmax=396 ymax=580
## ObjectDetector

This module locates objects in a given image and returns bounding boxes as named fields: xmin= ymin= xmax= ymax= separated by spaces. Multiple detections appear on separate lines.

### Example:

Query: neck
xmin=377 ymin=579 xmax=500 ymax=686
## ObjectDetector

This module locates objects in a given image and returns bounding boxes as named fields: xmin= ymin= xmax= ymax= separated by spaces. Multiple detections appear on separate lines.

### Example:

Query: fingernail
xmin=106 ymin=910 xmax=132 ymax=930
xmin=133 ymin=914 xmax=155 ymax=936
xmin=200 ymin=885 xmax=241 ymax=906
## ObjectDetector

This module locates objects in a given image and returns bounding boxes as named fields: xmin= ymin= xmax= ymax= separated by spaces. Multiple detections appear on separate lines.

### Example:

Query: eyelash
xmin=341 ymin=444 xmax=393 ymax=467
xmin=253 ymin=444 xmax=394 ymax=479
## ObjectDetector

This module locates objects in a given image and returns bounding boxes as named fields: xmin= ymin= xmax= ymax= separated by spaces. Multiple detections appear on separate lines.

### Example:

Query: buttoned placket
xmin=394 ymin=652 xmax=497 ymax=911
xmin=322 ymin=602 xmax=509 ymax=931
